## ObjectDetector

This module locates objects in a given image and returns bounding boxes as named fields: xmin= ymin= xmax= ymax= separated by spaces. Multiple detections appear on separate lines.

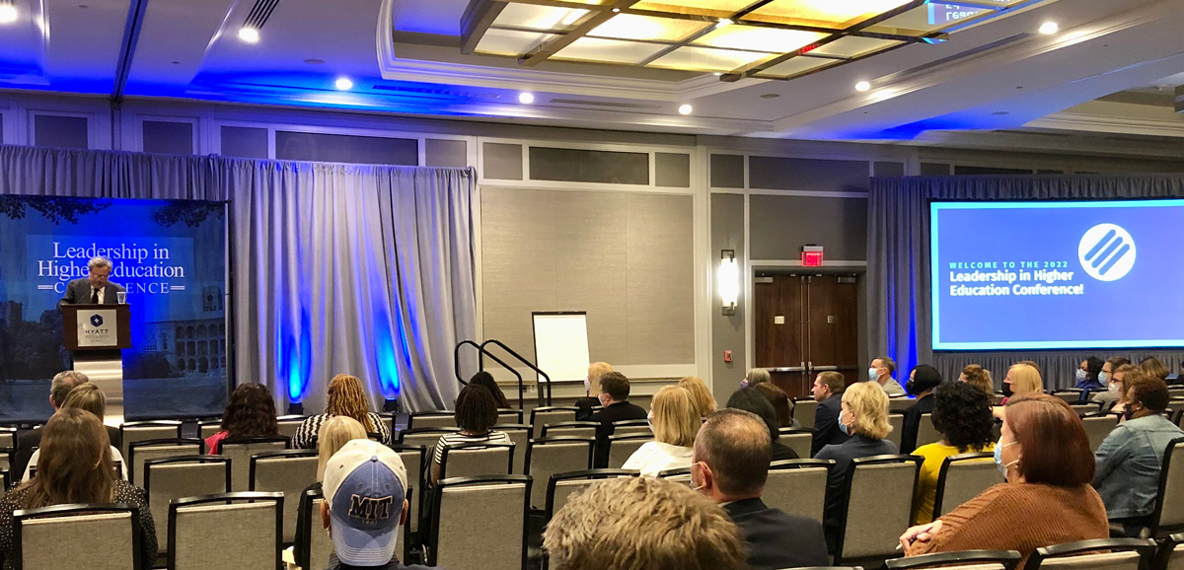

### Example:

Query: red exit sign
xmin=802 ymin=245 xmax=824 ymax=267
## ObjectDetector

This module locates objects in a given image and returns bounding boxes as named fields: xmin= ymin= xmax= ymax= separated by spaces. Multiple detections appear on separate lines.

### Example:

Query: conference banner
xmin=0 ymin=196 xmax=228 ymax=420
xmin=930 ymin=199 xmax=1184 ymax=350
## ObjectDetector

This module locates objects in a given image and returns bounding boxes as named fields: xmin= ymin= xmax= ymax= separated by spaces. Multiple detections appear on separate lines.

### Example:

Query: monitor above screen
xmin=930 ymin=199 xmax=1184 ymax=351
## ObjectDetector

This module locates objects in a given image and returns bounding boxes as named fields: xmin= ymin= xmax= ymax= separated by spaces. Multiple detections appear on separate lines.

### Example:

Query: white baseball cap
xmin=323 ymin=439 xmax=409 ymax=566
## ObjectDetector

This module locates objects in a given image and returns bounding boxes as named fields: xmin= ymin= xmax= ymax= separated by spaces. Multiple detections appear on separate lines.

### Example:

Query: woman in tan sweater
xmin=900 ymin=393 xmax=1108 ymax=568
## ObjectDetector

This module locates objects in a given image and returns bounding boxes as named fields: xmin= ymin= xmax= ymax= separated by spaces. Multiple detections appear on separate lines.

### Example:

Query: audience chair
xmin=834 ymin=454 xmax=923 ymax=565
xmin=14 ymin=504 xmax=144 ymax=570
xmin=438 ymin=442 xmax=514 ymax=480
xmin=496 ymin=409 xmax=524 ymax=425
xmin=409 ymin=412 xmax=457 ymax=430
xmin=493 ymin=424 xmax=530 ymax=475
xmin=378 ymin=412 xmax=396 ymax=435
xmin=0 ymin=426 xmax=16 ymax=451
xmin=1022 ymin=538 xmax=1155 ymax=570
xmin=529 ymin=407 xmax=580 ymax=439
xmin=119 ymin=420 xmax=184 ymax=462
xmin=793 ymin=398 xmax=820 ymax=428
xmin=778 ymin=428 xmax=814 ymax=459
xmin=1068 ymin=403 xmax=1101 ymax=417
xmin=143 ymin=456 xmax=231 ymax=559
xmin=168 ymin=492 xmax=283 ymax=570
xmin=219 ymin=435 xmax=289 ymax=491
xmin=885 ymin=550 xmax=1022 ymax=570
xmin=1050 ymin=389 xmax=1085 ymax=405
xmin=544 ymin=469 xmax=637 ymax=523
xmin=197 ymin=420 xmax=221 ymax=440
xmin=390 ymin=444 xmax=427 ymax=536
xmin=398 ymin=427 xmax=460 ymax=470
xmin=525 ymin=437 xmax=594 ymax=510
xmin=429 ymin=475 xmax=530 ymax=570
xmin=610 ymin=419 xmax=651 ymax=438
xmin=991 ymin=393 xmax=1006 ymax=406
xmin=1173 ymin=409 xmax=1184 ymax=430
xmin=933 ymin=452 xmax=1004 ymax=521
xmin=915 ymin=414 xmax=943 ymax=450
xmin=1155 ymin=532 xmax=1184 ymax=570
xmin=274 ymin=415 xmax=307 ymax=440
xmin=295 ymin=487 xmax=332 ymax=570
xmin=657 ymin=467 xmax=692 ymax=485
xmin=1081 ymin=414 xmax=1119 ymax=453
xmin=605 ymin=434 xmax=651 ymax=469
xmin=887 ymin=413 xmax=906 ymax=450
xmin=1147 ymin=437 xmax=1184 ymax=537
xmin=766 ymin=459 xmax=834 ymax=523
xmin=540 ymin=421 xmax=598 ymax=439
xmin=0 ymin=450 xmax=14 ymax=484
xmin=889 ymin=397 xmax=916 ymax=413
xmin=126 ymin=438 xmax=203 ymax=485
xmin=0 ymin=467 xmax=9 ymax=492
xmin=249 ymin=449 xmax=318 ymax=544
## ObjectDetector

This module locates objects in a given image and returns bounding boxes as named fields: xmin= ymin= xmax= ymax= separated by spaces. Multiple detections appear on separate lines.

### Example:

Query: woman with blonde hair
xmin=292 ymin=374 xmax=391 ymax=448
xmin=1141 ymin=356 xmax=1169 ymax=382
xmin=815 ymin=381 xmax=897 ymax=548
xmin=23 ymin=384 xmax=128 ymax=482
xmin=623 ymin=386 xmax=700 ymax=476
xmin=294 ymin=416 xmax=367 ymax=570
xmin=995 ymin=363 xmax=1042 ymax=419
xmin=679 ymin=376 xmax=718 ymax=418
xmin=576 ymin=362 xmax=613 ymax=420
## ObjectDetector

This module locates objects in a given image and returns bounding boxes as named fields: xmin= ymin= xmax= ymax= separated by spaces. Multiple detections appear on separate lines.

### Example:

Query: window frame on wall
xmin=125 ymin=113 xmax=202 ymax=155
xmin=206 ymin=118 xmax=474 ymax=166
xmin=25 ymin=104 xmax=111 ymax=150
xmin=476 ymin=136 xmax=697 ymax=194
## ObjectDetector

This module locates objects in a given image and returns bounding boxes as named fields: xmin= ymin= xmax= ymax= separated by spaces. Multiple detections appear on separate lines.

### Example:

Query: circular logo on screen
xmin=1078 ymin=224 xmax=1136 ymax=281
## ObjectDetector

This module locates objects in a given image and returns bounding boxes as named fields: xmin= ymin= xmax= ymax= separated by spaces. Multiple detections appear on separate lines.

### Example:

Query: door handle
xmin=770 ymin=367 xmax=805 ymax=372
xmin=812 ymin=366 xmax=839 ymax=372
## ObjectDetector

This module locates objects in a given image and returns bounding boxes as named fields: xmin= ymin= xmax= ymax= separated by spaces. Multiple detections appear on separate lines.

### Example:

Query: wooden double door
xmin=754 ymin=273 xmax=860 ymax=400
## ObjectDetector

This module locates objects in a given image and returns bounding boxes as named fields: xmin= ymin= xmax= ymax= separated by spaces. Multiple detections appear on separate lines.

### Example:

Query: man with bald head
xmin=692 ymin=409 xmax=828 ymax=570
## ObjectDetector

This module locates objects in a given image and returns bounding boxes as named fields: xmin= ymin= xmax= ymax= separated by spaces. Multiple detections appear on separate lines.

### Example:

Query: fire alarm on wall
xmin=723 ymin=350 xmax=733 ymax=363
xmin=802 ymin=245 xmax=824 ymax=267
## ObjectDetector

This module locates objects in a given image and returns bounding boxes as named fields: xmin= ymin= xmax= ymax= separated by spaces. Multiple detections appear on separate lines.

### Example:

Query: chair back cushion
xmin=607 ymin=436 xmax=651 ymax=470
xmin=276 ymin=419 xmax=305 ymax=439
xmin=916 ymin=415 xmax=942 ymax=449
xmin=886 ymin=414 xmax=905 ymax=449
xmin=496 ymin=410 xmax=523 ymax=425
xmin=395 ymin=448 xmax=425 ymax=533
xmin=841 ymin=461 xmax=919 ymax=560
xmin=611 ymin=424 xmax=652 ymax=438
xmin=128 ymin=441 xmax=200 ymax=485
xmin=530 ymin=409 xmax=578 ymax=439
xmin=171 ymin=501 xmax=278 ymax=570
xmin=145 ymin=460 xmax=230 ymax=552
xmin=410 ymin=414 xmax=457 ymax=430
xmin=121 ymin=423 xmax=182 ymax=459
xmin=499 ymin=427 xmax=530 ymax=475
xmin=440 ymin=446 xmax=512 ymax=480
xmin=937 ymin=458 xmax=1004 ymax=518
xmin=793 ymin=399 xmax=819 ymax=428
xmin=1167 ymin=542 xmax=1184 ymax=570
xmin=1037 ymin=551 xmax=1142 ymax=569
xmin=1082 ymin=416 xmax=1119 ymax=453
xmin=541 ymin=425 xmax=597 ymax=439
xmin=764 ymin=466 xmax=828 ymax=523
xmin=1159 ymin=440 xmax=1184 ymax=530
xmin=547 ymin=478 xmax=597 ymax=520
xmin=20 ymin=512 xmax=134 ymax=570
xmin=251 ymin=453 xmax=318 ymax=542
xmin=527 ymin=441 xmax=593 ymax=509
xmin=436 ymin=482 xmax=527 ymax=570
xmin=781 ymin=432 xmax=813 ymax=459
xmin=221 ymin=440 xmax=287 ymax=491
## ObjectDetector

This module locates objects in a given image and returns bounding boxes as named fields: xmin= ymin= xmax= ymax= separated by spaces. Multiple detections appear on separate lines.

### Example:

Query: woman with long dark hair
xmin=0 ymin=408 xmax=157 ymax=570
xmin=468 ymin=371 xmax=511 ymax=409
xmin=206 ymin=382 xmax=280 ymax=453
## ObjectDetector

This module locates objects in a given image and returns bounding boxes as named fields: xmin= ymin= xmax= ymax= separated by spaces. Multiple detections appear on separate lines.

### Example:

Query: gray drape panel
xmin=0 ymin=145 xmax=476 ymax=413
xmin=868 ymin=175 xmax=1184 ymax=390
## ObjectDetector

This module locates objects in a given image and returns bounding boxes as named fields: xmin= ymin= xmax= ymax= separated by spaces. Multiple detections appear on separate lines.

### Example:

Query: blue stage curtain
xmin=867 ymin=174 xmax=1184 ymax=390
xmin=0 ymin=145 xmax=476 ymax=414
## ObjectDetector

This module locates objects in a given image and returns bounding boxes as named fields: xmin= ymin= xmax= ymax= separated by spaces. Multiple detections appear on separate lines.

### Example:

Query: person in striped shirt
xmin=430 ymin=385 xmax=511 ymax=483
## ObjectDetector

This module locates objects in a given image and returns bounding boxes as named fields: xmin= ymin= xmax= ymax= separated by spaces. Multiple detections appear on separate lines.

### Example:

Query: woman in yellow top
xmin=912 ymin=381 xmax=997 ymax=524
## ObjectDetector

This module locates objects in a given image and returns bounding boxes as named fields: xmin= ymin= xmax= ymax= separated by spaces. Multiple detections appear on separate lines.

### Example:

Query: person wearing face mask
xmin=994 ymin=363 xmax=1042 ymax=419
xmin=899 ymin=393 xmax=1107 ymax=568
xmin=814 ymin=381 xmax=898 ymax=549
xmin=1074 ymin=357 xmax=1106 ymax=392
xmin=589 ymin=371 xmax=648 ymax=465
xmin=868 ymin=356 xmax=907 ymax=396
xmin=575 ymin=362 xmax=613 ymax=420
xmin=810 ymin=372 xmax=850 ymax=456
xmin=900 ymin=365 xmax=943 ymax=454
xmin=691 ymin=409 xmax=828 ymax=570
xmin=1091 ymin=357 xmax=1130 ymax=409
xmin=1093 ymin=375 xmax=1184 ymax=536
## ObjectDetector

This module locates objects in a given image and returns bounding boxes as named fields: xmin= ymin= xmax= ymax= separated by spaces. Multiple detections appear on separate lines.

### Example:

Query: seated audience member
xmin=575 ymin=362 xmax=612 ymax=420
xmin=693 ymin=409 xmax=828 ymax=570
xmin=589 ymin=371 xmax=648 ymax=464
xmin=1141 ymin=356 xmax=1169 ymax=382
xmin=742 ymin=368 xmax=771 ymax=388
xmin=753 ymin=382 xmax=796 ymax=428
xmin=294 ymin=416 xmax=368 ymax=570
xmin=679 ymin=376 xmax=718 ymax=419
xmin=1092 ymin=357 xmax=1131 ymax=409
xmin=726 ymin=388 xmax=798 ymax=461
xmin=1105 ymin=364 xmax=1143 ymax=415
xmin=816 ymin=381 xmax=897 ymax=547
xmin=23 ymin=383 xmax=128 ymax=482
xmin=206 ymin=382 xmax=281 ymax=454
xmin=467 ymin=371 xmax=511 ymax=409
xmin=901 ymin=394 xmax=1108 ymax=568
xmin=430 ymin=385 xmax=511 ymax=483
xmin=959 ymin=364 xmax=995 ymax=397
xmin=622 ymin=386 xmax=699 ymax=476
xmin=1075 ymin=357 xmax=1106 ymax=391
xmin=1094 ymin=375 xmax=1184 ymax=536
xmin=901 ymin=365 xmax=943 ymax=453
xmin=870 ymin=356 xmax=907 ymax=396
xmin=811 ymin=371 xmax=850 ymax=456
xmin=0 ymin=408 xmax=157 ymax=570
xmin=320 ymin=439 xmax=437 ymax=570
xmin=543 ymin=476 xmax=747 ymax=570
xmin=911 ymin=382 xmax=996 ymax=524
xmin=996 ymin=363 xmax=1042 ymax=419
xmin=13 ymin=370 xmax=110 ymax=479
xmin=293 ymin=374 xmax=391 ymax=449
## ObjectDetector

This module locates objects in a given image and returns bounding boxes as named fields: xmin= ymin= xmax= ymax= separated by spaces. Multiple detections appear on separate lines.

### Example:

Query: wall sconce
xmin=719 ymin=250 xmax=738 ymax=316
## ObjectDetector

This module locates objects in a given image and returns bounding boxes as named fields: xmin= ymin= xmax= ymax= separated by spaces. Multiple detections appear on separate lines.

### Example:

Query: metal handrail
xmin=454 ymin=340 xmax=526 ymax=408
xmin=481 ymin=339 xmax=552 ymax=406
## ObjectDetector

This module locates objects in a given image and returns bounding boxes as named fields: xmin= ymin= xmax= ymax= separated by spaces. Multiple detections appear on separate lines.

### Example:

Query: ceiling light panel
xmin=808 ymin=36 xmax=903 ymax=58
xmin=493 ymin=3 xmax=590 ymax=30
xmin=648 ymin=45 xmax=770 ymax=72
xmin=631 ymin=0 xmax=755 ymax=18
xmin=475 ymin=28 xmax=559 ymax=56
xmin=745 ymin=0 xmax=914 ymax=29
xmin=693 ymin=25 xmax=826 ymax=53
xmin=756 ymin=55 xmax=833 ymax=78
xmin=552 ymin=37 xmax=669 ymax=64
xmin=587 ymin=14 xmax=710 ymax=42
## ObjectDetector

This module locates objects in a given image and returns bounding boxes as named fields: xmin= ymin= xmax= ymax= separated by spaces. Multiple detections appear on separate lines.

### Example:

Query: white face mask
xmin=868 ymin=368 xmax=879 ymax=381
xmin=583 ymin=378 xmax=591 ymax=394
xmin=1108 ymin=382 xmax=1121 ymax=395
xmin=1075 ymin=369 xmax=1087 ymax=381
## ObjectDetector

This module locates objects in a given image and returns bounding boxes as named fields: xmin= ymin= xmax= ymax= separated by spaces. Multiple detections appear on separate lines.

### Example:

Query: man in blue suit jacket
xmin=692 ymin=409 xmax=829 ymax=570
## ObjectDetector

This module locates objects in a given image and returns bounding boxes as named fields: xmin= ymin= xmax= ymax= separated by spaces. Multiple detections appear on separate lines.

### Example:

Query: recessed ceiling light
xmin=855 ymin=81 xmax=871 ymax=92
xmin=760 ymin=93 xmax=780 ymax=99
xmin=171 ymin=61 xmax=180 ymax=65
xmin=1039 ymin=21 xmax=1058 ymax=34
xmin=611 ymin=7 xmax=620 ymax=12
xmin=0 ymin=4 xmax=17 ymax=23
xmin=238 ymin=27 xmax=260 ymax=43
xmin=518 ymin=92 xmax=535 ymax=104
xmin=992 ymin=111 xmax=1009 ymax=116
xmin=678 ymin=104 xmax=693 ymax=115
xmin=716 ymin=18 xmax=733 ymax=27
xmin=335 ymin=77 xmax=353 ymax=90
xmin=304 ymin=58 xmax=325 ymax=65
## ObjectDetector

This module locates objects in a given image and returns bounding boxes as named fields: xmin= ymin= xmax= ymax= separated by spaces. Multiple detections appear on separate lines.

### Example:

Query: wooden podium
xmin=61 ymin=304 xmax=131 ymax=403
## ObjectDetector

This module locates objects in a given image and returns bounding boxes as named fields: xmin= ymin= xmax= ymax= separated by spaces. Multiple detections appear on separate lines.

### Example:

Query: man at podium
xmin=58 ymin=256 xmax=125 ymax=309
